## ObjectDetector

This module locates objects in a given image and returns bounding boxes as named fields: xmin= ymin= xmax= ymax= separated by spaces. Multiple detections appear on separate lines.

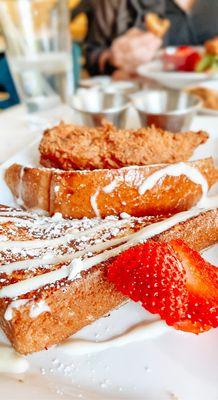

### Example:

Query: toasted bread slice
xmin=0 ymin=205 xmax=217 ymax=354
xmin=39 ymin=122 xmax=208 ymax=170
xmin=5 ymin=158 xmax=218 ymax=219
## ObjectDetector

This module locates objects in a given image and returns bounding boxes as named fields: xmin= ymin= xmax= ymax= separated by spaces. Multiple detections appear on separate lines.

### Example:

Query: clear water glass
xmin=0 ymin=0 xmax=74 ymax=112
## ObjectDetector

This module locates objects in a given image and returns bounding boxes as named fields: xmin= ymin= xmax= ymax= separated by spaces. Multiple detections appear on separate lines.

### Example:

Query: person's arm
xmin=85 ymin=0 xmax=165 ymax=76
xmin=86 ymin=42 xmax=115 ymax=76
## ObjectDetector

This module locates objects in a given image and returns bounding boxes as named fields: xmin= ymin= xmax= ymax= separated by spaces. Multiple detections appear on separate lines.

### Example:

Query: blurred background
xmin=0 ymin=0 xmax=218 ymax=122
xmin=0 ymin=0 xmax=89 ymax=109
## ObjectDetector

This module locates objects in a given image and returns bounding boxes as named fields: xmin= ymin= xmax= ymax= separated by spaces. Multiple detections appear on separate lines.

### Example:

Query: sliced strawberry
xmin=163 ymin=46 xmax=202 ymax=71
xmin=107 ymin=240 xmax=218 ymax=333
xmin=171 ymin=240 xmax=218 ymax=331
xmin=178 ymin=52 xmax=202 ymax=71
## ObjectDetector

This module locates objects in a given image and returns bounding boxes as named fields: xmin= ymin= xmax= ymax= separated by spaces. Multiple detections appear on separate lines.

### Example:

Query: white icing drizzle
xmin=29 ymin=300 xmax=51 ymax=318
xmin=90 ymin=189 xmax=101 ymax=217
xmin=0 ymin=220 xmax=116 ymax=250
xmin=0 ymin=211 xmax=36 ymax=218
xmin=0 ymin=217 xmax=34 ymax=224
xmin=198 ymin=195 xmax=218 ymax=209
xmin=138 ymin=162 xmax=209 ymax=200
xmin=95 ymin=163 xmax=208 ymax=201
xmin=0 ymin=231 xmax=128 ymax=275
xmin=68 ymin=258 xmax=84 ymax=280
xmin=0 ymin=207 xmax=204 ymax=299
xmin=0 ymin=266 xmax=70 ymax=298
xmin=0 ymin=344 xmax=29 ymax=373
xmin=103 ymin=179 xmax=119 ymax=193
xmin=4 ymin=299 xmax=50 ymax=320
xmin=0 ymin=235 xmax=7 ymax=242
xmin=52 ymin=212 xmax=63 ymax=221
xmin=120 ymin=212 xmax=131 ymax=219
xmin=59 ymin=319 xmax=170 ymax=355
xmin=90 ymin=163 xmax=208 ymax=217
xmin=4 ymin=299 xmax=29 ymax=321
xmin=17 ymin=166 xmax=25 ymax=206
xmin=0 ymin=254 xmax=72 ymax=275
xmin=0 ymin=235 xmax=74 ymax=250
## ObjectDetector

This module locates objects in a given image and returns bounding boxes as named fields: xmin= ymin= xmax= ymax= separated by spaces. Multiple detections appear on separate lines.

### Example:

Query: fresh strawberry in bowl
xmin=162 ymin=46 xmax=202 ymax=72
xmin=107 ymin=240 xmax=218 ymax=334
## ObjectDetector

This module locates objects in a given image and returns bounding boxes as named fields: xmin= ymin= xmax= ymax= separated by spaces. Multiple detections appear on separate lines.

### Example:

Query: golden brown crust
xmin=146 ymin=12 xmax=171 ymax=38
xmin=187 ymin=87 xmax=218 ymax=110
xmin=153 ymin=209 xmax=218 ymax=251
xmin=0 ymin=207 xmax=217 ymax=354
xmin=39 ymin=122 xmax=208 ymax=171
xmin=5 ymin=164 xmax=52 ymax=211
xmin=0 ymin=268 xmax=125 ymax=355
xmin=5 ymin=158 xmax=218 ymax=219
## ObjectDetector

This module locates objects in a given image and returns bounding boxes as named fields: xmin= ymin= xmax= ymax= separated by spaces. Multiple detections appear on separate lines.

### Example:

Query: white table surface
xmin=0 ymin=105 xmax=218 ymax=164
xmin=0 ymin=104 xmax=83 ymax=164
xmin=0 ymin=105 xmax=38 ymax=164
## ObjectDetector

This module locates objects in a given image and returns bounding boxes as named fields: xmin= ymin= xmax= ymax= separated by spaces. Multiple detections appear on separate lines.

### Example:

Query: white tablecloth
xmin=0 ymin=105 xmax=217 ymax=164
xmin=0 ymin=106 xmax=37 ymax=164
xmin=0 ymin=104 xmax=81 ymax=164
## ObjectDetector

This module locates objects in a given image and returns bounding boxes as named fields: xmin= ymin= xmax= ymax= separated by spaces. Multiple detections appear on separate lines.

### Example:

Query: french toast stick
xmin=5 ymin=158 xmax=218 ymax=218
xmin=0 ymin=206 xmax=217 ymax=354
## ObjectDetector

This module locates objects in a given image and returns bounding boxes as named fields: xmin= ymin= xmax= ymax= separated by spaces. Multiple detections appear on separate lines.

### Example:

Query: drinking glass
xmin=0 ymin=0 xmax=74 ymax=112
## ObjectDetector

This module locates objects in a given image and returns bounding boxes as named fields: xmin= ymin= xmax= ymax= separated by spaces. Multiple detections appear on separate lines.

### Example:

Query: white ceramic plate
xmin=186 ymin=80 xmax=218 ymax=116
xmin=0 ymin=130 xmax=218 ymax=400
xmin=137 ymin=47 xmax=218 ymax=90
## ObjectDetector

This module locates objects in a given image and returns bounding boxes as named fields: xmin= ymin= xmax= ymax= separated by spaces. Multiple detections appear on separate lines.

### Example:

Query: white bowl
xmin=137 ymin=46 xmax=218 ymax=90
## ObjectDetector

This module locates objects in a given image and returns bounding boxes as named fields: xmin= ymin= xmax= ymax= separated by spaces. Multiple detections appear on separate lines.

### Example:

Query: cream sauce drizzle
xmin=17 ymin=166 xmax=24 ymax=206
xmin=0 ymin=220 xmax=116 ymax=250
xmin=4 ymin=299 xmax=29 ymax=321
xmin=4 ymin=299 xmax=51 ymax=320
xmin=90 ymin=163 xmax=209 ymax=217
xmin=198 ymin=195 xmax=218 ymax=209
xmin=59 ymin=320 xmax=170 ymax=355
xmin=0 ymin=235 xmax=127 ymax=275
xmin=0 ymin=344 xmax=29 ymax=373
xmin=90 ymin=189 xmax=101 ymax=218
xmin=0 ymin=207 xmax=205 ymax=299
xmin=29 ymin=300 xmax=51 ymax=319
xmin=103 ymin=179 xmax=119 ymax=193
xmin=138 ymin=162 xmax=208 ymax=198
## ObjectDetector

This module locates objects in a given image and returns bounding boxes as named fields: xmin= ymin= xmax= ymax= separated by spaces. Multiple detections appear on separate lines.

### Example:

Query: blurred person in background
xmin=85 ymin=0 xmax=218 ymax=77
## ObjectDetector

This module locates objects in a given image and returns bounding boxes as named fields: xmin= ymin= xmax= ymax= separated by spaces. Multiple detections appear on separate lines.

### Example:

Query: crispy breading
xmin=188 ymin=87 xmax=218 ymax=110
xmin=39 ymin=122 xmax=209 ymax=171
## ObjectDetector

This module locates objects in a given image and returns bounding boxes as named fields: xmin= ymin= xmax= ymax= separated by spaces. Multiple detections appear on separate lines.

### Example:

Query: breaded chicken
xmin=39 ymin=122 xmax=208 ymax=171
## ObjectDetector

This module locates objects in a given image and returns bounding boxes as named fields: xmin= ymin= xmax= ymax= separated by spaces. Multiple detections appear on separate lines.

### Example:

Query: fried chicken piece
xmin=188 ymin=87 xmax=218 ymax=110
xmin=39 ymin=122 xmax=208 ymax=171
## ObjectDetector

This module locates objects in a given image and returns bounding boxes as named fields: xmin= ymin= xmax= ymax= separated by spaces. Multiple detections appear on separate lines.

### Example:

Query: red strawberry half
xmin=107 ymin=240 xmax=218 ymax=333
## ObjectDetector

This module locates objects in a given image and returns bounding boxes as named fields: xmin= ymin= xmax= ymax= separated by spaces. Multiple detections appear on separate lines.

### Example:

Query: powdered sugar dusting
xmin=0 ymin=205 xmax=148 ymax=300
xmin=0 ymin=205 xmax=208 ymax=300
